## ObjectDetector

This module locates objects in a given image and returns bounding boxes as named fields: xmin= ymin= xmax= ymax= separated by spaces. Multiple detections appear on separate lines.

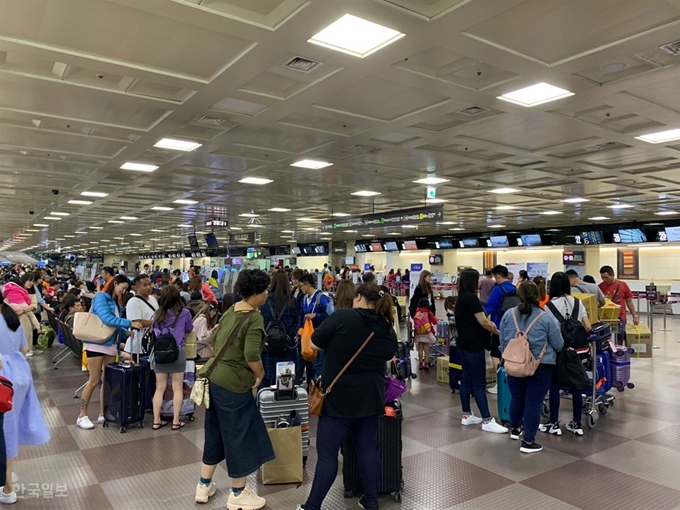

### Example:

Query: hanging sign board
xmin=321 ymin=206 xmax=443 ymax=231
xmin=228 ymin=232 xmax=257 ymax=245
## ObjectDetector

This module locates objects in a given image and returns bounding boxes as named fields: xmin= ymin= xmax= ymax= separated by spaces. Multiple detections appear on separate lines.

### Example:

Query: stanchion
xmin=657 ymin=295 xmax=672 ymax=332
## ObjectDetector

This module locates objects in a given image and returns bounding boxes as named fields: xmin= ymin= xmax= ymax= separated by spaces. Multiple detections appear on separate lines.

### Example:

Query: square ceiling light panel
xmin=154 ymin=139 xmax=202 ymax=151
xmin=291 ymin=159 xmax=333 ymax=169
xmin=121 ymin=162 xmax=159 ymax=172
xmin=308 ymin=14 xmax=405 ymax=58
xmin=498 ymin=82 xmax=574 ymax=107
xmin=414 ymin=177 xmax=449 ymax=185
xmin=239 ymin=177 xmax=273 ymax=185
xmin=636 ymin=128 xmax=680 ymax=144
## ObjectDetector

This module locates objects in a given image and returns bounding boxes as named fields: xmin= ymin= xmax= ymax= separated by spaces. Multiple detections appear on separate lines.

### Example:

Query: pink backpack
xmin=502 ymin=308 xmax=549 ymax=378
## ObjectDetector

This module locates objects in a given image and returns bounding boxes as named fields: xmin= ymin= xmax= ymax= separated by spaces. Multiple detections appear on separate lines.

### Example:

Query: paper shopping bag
xmin=299 ymin=320 xmax=317 ymax=362
xmin=261 ymin=426 xmax=304 ymax=485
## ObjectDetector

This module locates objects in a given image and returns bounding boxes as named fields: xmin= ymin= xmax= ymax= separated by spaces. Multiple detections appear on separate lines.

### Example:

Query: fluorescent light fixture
xmin=635 ymin=128 xmax=680 ymax=144
xmin=344 ymin=230 xmax=357 ymax=233
xmin=173 ymin=199 xmax=198 ymax=205
xmin=308 ymin=14 xmax=405 ymax=58
xmin=50 ymin=212 xmax=70 ymax=216
xmin=68 ymin=200 xmax=92 ymax=205
xmin=488 ymin=224 xmax=506 ymax=228
xmin=304 ymin=228 xmax=318 ymax=232
xmin=152 ymin=206 xmax=174 ymax=211
xmin=608 ymin=204 xmax=634 ymax=209
xmin=150 ymin=229 xmax=164 ymax=232
xmin=498 ymin=82 xmax=574 ymax=107
xmin=414 ymin=177 xmax=449 ymax=185
xmin=562 ymin=198 xmax=589 ymax=204
xmin=387 ymin=232 xmax=400 ymax=236
xmin=655 ymin=211 xmax=678 ymax=216
xmin=229 ymin=227 xmax=242 ymax=231
xmin=437 ymin=222 xmax=455 ymax=225
xmin=130 ymin=233 xmax=142 ymax=237
xmin=177 ymin=224 xmax=193 ymax=228
xmin=75 ymin=231 xmax=86 ymax=234
xmin=425 ymin=198 xmax=447 ymax=203
xmin=540 ymin=211 xmax=563 ymax=215
xmin=44 ymin=217 xmax=61 ymax=220
xmin=108 ymin=220 xmax=124 ymax=224
xmin=269 ymin=208 xmax=291 ymax=212
xmin=121 ymin=162 xmax=159 ymax=172
xmin=240 ymin=213 xmax=259 ymax=218
xmin=290 ymin=159 xmax=333 ymax=169
xmin=81 ymin=191 xmax=108 ymax=198
xmin=352 ymin=190 xmax=381 ymax=197
xmin=154 ymin=138 xmax=202 ymax=151
xmin=89 ymin=226 xmax=103 ymax=230
xmin=64 ymin=235 xmax=75 ymax=238
xmin=450 ymin=228 xmax=466 ymax=231
xmin=402 ymin=225 xmax=418 ymax=229
xmin=25 ymin=229 xmax=39 ymax=232
xmin=120 ymin=216 xmax=138 ymax=221
xmin=588 ymin=216 xmax=610 ymax=220
xmin=239 ymin=177 xmax=273 ymax=185
xmin=332 ymin=212 xmax=350 ymax=217
xmin=489 ymin=188 xmax=520 ymax=194
xmin=361 ymin=234 xmax=374 ymax=238
xmin=495 ymin=205 xmax=517 ymax=210
xmin=281 ymin=230 xmax=295 ymax=233
xmin=298 ymin=218 xmax=319 ymax=222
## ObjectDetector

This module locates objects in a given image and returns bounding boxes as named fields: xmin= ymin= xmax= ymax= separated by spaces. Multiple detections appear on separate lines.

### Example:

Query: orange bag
xmin=299 ymin=320 xmax=317 ymax=362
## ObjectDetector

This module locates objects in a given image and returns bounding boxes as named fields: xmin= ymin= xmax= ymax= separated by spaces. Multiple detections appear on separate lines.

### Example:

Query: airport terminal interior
xmin=1 ymin=0 xmax=680 ymax=509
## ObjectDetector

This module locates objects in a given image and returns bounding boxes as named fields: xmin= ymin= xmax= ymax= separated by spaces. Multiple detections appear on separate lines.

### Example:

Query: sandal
xmin=172 ymin=422 xmax=186 ymax=430
xmin=152 ymin=421 xmax=168 ymax=430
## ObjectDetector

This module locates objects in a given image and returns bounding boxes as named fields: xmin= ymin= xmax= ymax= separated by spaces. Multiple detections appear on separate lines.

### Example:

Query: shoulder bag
xmin=72 ymin=312 xmax=116 ymax=343
xmin=308 ymin=331 xmax=375 ymax=416
xmin=190 ymin=311 xmax=254 ymax=408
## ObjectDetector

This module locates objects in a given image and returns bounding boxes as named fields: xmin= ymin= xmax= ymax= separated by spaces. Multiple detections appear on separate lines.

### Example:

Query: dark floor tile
xmin=637 ymin=425 xmax=680 ymax=453
xmin=401 ymin=386 xmax=460 ymax=410
xmin=81 ymin=433 xmax=203 ymax=483
xmin=13 ymin=483 xmax=114 ymax=510
xmin=42 ymin=375 xmax=90 ymax=391
xmin=403 ymin=411 xmax=484 ymax=448
xmin=18 ymin=426 xmax=80 ymax=461
xmin=608 ymin=397 xmax=680 ymax=423
xmin=522 ymin=459 xmax=680 ymax=510
xmin=56 ymin=404 xmax=85 ymax=428
xmin=536 ymin=428 xmax=631 ymax=458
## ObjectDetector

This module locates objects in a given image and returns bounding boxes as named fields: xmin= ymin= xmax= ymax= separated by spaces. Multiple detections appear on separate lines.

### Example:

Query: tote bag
xmin=72 ymin=312 xmax=116 ymax=343
xmin=299 ymin=320 xmax=317 ymax=362
xmin=261 ymin=426 xmax=304 ymax=484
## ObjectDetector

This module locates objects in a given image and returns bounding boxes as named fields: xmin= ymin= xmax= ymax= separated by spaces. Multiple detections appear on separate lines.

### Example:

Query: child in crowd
xmin=413 ymin=298 xmax=438 ymax=370
xmin=44 ymin=280 xmax=59 ymax=302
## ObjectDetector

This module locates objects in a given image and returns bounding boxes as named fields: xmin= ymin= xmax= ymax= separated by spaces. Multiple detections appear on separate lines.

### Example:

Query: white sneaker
xmin=227 ymin=488 xmax=265 ymax=510
xmin=487 ymin=385 xmax=498 ymax=394
xmin=32 ymin=350 xmax=43 ymax=355
xmin=97 ymin=415 xmax=106 ymax=425
xmin=24 ymin=351 xmax=33 ymax=358
xmin=195 ymin=482 xmax=217 ymax=503
xmin=538 ymin=422 xmax=562 ymax=436
xmin=461 ymin=414 xmax=484 ymax=426
xmin=0 ymin=490 xmax=17 ymax=504
xmin=76 ymin=416 xmax=95 ymax=430
xmin=482 ymin=418 xmax=508 ymax=434
xmin=566 ymin=421 xmax=584 ymax=436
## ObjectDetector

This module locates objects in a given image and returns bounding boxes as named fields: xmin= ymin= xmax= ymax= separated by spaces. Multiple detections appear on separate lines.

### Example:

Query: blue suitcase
xmin=449 ymin=343 xmax=461 ymax=393
xmin=594 ymin=351 xmax=612 ymax=396
xmin=497 ymin=366 xmax=512 ymax=426
xmin=103 ymin=362 xmax=148 ymax=433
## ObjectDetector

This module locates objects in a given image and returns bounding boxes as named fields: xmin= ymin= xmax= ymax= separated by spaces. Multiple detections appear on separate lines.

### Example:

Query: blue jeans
xmin=549 ymin=384 xmax=582 ymax=424
xmin=304 ymin=415 xmax=380 ymax=510
xmin=507 ymin=368 xmax=553 ymax=443
xmin=459 ymin=350 xmax=491 ymax=420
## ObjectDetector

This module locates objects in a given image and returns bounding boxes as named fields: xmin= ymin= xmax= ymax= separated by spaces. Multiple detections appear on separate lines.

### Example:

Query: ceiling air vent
xmin=457 ymin=105 xmax=491 ymax=116
xmin=283 ymin=56 xmax=323 ymax=73
xmin=659 ymin=39 xmax=680 ymax=56
xmin=197 ymin=116 xmax=227 ymax=126
xmin=594 ymin=141 xmax=627 ymax=150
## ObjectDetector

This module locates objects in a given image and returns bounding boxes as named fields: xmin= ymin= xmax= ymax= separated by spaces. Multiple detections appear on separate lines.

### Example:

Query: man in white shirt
xmin=124 ymin=275 xmax=158 ymax=356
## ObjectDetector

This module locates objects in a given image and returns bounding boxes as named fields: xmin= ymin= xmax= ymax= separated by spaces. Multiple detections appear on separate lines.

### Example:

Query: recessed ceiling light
xmin=269 ymin=208 xmax=291 ymax=212
xmin=290 ymin=159 xmax=333 ymax=169
xmin=498 ymin=82 xmax=574 ymax=107
xmin=281 ymin=230 xmax=295 ymax=233
xmin=152 ymin=206 xmax=174 ymax=211
xmin=414 ymin=177 xmax=450 ymax=185
xmin=489 ymin=188 xmax=520 ymax=194
xmin=173 ymin=199 xmax=198 ymax=205
xmin=239 ymin=177 xmax=273 ymax=185
xmin=108 ymin=220 xmax=124 ymax=224
xmin=402 ymin=225 xmax=419 ymax=229
xmin=608 ymin=204 xmax=634 ymax=209
xmin=332 ymin=212 xmax=350 ymax=217
xmin=120 ymin=216 xmax=138 ymax=221
xmin=177 ymin=224 xmax=193 ymax=228
xmin=308 ymin=14 xmax=405 ymax=59
xmin=562 ymin=198 xmax=589 ymax=204
xmin=304 ymin=228 xmax=318 ymax=232
xmin=437 ymin=221 xmax=455 ymax=225
xmin=361 ymin=234 xmax=375 ymax=238
xmin=387 ymin=232 xmax=400 ymax=236
xmin=44 ymin=217 xmax=61 ymax=220
xmin=89 ymin=226 xmax=103 ymax=230
xmin=644 ymin=222 xmax=664 ymax=226
xmin=229 ymin=227 xmax=242 ymax=231
xmin=352 ymin=190 xmax=381 ymax=197
xmin=68 ymin=200 xmax=92 ymax=205
xmin=602 ymin=62 xmax=628 ymax=74
xmin=425 ymin=198 xmax=447 ymax=203
xmin=488 ymin=224 xmax=506 ymax=228
xmin=50 ymin=212 xmax=70 ymax=216
xmin=540 ymin=211 xmax=563 ymax=215
xmin=588 ymin=216 xmax=610 ymax=220
xmin=495 ymin=205 xmax=517 ymax=210
xmin=154 ymin=138 xmax=202 ymax=151
xmin=64 ymin=234 xmax=76 ymax=238
xmin=25 ymin=229 xmax=39 ymax=232
xmin=75 ymin=231 xmax=86 ymax=234
xmin=635 ymin=128 xmax=680 ymax=144
xmin=150 ymin=229 xmax=165 ymax=232
xmin=240 ymin=213 xmax=259 ymax=218
xmin=655 ymin=211 xmax=678 ymax=216
xmin=130 ymin=233 xmax=142 ymax=237
xmin=344 ymin=230 xmax=357 ymax=233
xmin=450 ymin=228 xmax=466 ymax=231
xmin=81 ymin=191 xmax=108 ymax=198
xmin=121 ymin=162 xmax=159 ymax=172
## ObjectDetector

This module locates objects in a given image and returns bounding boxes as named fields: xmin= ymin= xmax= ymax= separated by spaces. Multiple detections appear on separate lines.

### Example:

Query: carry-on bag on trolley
xmin=393 ymin=341 xmax=416 ymax=381
xmin=593 ymin=351 xmax=612 ymax=396
xmin=611 ymin=345 xmax=635 ymax=391
xmin=103 ymin=360 xmax=148 ymax=433
xmin=590 ymin=322 xmax=613 ymax=352
xmin=258 ymin=386 xmax=310 ymax=466
xmin=496 ymin=366 xmax=512 ymax=426
xmin=342 ymin=401 xmax=404 ymax=503
xmin=436 ymin=321 xmax=449 ymax=342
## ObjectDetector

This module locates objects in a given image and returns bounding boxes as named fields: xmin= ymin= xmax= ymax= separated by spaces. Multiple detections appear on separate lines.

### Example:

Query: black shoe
xmin=358 ymin=495 xmax=379 ymax=510
xmin=520 ymin=441 xmax=543 ymax=454
xmin=510 ymin=428 xmax=523 ymax=440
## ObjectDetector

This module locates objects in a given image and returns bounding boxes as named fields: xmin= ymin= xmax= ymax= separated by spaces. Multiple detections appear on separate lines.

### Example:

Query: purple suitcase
xmin=610 ymin=346 xmax=635 ymax=392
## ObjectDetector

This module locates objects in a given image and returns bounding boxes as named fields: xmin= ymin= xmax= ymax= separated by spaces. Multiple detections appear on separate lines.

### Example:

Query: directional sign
xmin=321 ymin=205 xmax=443 ymax=231
xmin=228 ymin=232 xmax=257 ymax=245
xmin=427 ymin=187 xmax=436 ymax=199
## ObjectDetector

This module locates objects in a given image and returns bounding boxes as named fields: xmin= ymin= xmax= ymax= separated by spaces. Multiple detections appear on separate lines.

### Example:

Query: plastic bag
xmin=299 ymin=320 xmax=317 ymax=362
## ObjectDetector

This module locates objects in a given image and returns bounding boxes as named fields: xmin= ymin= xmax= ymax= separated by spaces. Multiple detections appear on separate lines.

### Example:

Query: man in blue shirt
xmin=297 ymin=273 xmax=333 ymax=385
xmin=483 ymin=265 xmax=518 ymax=394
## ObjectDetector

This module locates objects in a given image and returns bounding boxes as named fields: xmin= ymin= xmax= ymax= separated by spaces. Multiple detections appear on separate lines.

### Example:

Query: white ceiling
xmin=4 ymin=0 xmax=680 ymax=254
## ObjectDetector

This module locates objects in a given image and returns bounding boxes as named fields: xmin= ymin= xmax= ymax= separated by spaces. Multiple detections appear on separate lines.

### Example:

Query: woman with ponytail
xmin=297 ymin=283 xmax=398 ymax=510
xmin=0 ymin=293 xmax=50 ymax=503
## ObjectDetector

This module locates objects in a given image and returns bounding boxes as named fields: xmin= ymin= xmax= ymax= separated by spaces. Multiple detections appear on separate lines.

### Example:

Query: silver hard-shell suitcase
xmin=257 ymin=387 xmax=310 ymax=465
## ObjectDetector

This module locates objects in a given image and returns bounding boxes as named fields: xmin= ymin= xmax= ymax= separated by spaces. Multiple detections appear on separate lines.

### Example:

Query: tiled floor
xmin=15 ymin=318 xmax=680 ymax=510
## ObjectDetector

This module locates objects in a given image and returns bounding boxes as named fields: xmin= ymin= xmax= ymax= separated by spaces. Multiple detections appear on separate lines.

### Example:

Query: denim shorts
xmin=202 ymin=381 xmax=275 ymax=478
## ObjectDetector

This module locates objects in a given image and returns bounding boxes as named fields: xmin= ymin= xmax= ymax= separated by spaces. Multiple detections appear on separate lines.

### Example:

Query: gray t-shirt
xmin=573 ymin=281 xmax=605 ymax=303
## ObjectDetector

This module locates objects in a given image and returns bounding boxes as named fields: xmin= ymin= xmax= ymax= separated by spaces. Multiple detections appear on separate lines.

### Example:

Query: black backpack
xmin=555 ymin=349 xmax=590 ymax=390
xmin=500 ymin=286 xmax=521 ymax=315
xmin=546 ymin=299 xmax=589 ymax=348
xmin=152 ymin=313 xmax=181 ymax=364
xmin=265 ymin=302 xmax=290 ymax=353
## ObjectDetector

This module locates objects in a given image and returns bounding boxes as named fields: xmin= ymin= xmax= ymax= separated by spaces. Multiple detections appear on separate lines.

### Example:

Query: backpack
xmin=500 ymin=285 xmax=521 ymax=316
xmin=152 ymin=313 xmax=181 ymax=364
xmin=265 ymin=301 xmax=290 ymax=353
xmin=555 ymin=349 xmax=590 ymax=390
xmin=502 ymin=308 xmax=549 ymax=378
xmin=132 ymin=296 xmax=158 ymax=355
xmin=210 ymin=285 xmax=223 ymax=301
xmin=545 ymin=299 xmax=589 ymax=349
xmin=413 ymin=311 xmax=432 ymax=335
xmin=314 ymin=291 xmax=334 ymax=316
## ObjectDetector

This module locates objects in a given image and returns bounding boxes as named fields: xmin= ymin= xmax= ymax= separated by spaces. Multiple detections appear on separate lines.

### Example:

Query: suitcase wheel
xmin=102 ymin=422 xmax=109 ymax=428
xmin=627 ymin=383 xmax=635 ymax=389
xmin=343 ymin=489 xmax=358 ymax=499
xmin=138 ymin=421 xmax=144 ymax=429
xmin=394 ymin=491 xmax=402 ymax=503
xmin=410 ymin=373 xmax=417 ymax=380
xmin=187 ymin=413 xmax=195 ymax=421
xmin=119 ymin=426 xmax=126 ymax=434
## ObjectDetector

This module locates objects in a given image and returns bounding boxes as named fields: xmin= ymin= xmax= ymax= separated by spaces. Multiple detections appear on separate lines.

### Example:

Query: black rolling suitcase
xmin=342 ymin=402 xmax=404 ymax=503
xmin=393 ymin=342 xmax=416 ymax=381
xmin=103 ymin=361 xmax=148 ymax=433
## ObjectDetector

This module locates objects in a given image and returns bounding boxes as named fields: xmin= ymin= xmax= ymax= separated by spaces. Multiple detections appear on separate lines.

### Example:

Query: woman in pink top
xmin=3 ymin=274 xmax=41 ymax=353
xmin=188 ymin=276 xmax=217 ymax=304
xmin=193 ymin=301 xmax=218 ymax=359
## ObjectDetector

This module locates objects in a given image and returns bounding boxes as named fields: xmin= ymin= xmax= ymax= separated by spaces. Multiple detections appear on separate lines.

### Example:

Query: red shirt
xmin=598 ymin=280 xmax=632 ymax=322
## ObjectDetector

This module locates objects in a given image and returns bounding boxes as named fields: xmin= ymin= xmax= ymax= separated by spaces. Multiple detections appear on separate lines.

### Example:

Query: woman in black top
xmin=455 ymin=269 xmax=507 ymax=434
xmin=298 ymin=283 xmax=397 ymax=510
xmin=409 ymin=270 xmax=435 ymax=319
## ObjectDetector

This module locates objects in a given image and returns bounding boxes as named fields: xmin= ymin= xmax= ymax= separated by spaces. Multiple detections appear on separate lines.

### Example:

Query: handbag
xmin=0 ymin=375 xmax=14 ymax=413
xmin=72 ymin=312 xmax=116 ymax=343
xmin=308 ymin=332 xmax=375 ymax=416
xmin=299 ymin=320 xmax=316 ymax=362
xmin=190 ymin=311 xmax=254 ymax=409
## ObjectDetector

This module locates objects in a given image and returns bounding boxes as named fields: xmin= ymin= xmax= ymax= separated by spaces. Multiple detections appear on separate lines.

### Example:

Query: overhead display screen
xmin=519 ymin=234 xmax=542 ymax=247
xmin=384 ymin=241 xmax=399 ymax=252
xmin=354 ymin=244 xmax=367 ymax=253
xmin=489 ymin=235 xmax=510 ymax=247
xmin=614 ymin=229 xmax=647 ymax=244
xmin=665 ymin=226 xmax=680 ymax=242
xmin=458 ymin=238 xmax=480 ymax=248
xmin=402 ymin=240 xmax=418 ymax=250
xmin=370 ymin=242 xmax=384 ymax=252
xmin=435 ymin=239 xmax=454 ymax=249
xmin=575 ymin=231 xmax=604 ymax=245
